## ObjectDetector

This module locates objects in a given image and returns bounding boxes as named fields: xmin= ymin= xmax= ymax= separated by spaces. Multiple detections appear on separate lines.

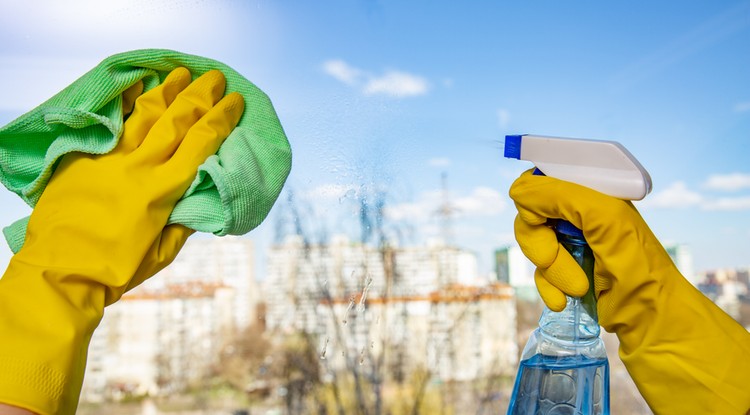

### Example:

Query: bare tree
xmin=264 ymin=185 xmax=518 ymax=415
xmin=215 ymin=306 xmax=273 ymax=399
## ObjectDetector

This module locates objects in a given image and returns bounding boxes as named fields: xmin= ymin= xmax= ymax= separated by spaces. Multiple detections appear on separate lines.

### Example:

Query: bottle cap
xmin=555 ymin=220 xmax=585 ymax=238
xmin=504 ymin=135 xmax=522 ymax=159
xmin=503 ymin=134 xmax=652 ymax=200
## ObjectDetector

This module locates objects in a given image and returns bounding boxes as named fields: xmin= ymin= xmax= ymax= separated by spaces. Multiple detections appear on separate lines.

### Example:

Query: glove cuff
xmin=618 ymin=276 xmax=750 ymax=413
xmin=0 ymin=356 xmax=66 ymax=415
xmin=0 ymin=257 xmax=103 ymax=414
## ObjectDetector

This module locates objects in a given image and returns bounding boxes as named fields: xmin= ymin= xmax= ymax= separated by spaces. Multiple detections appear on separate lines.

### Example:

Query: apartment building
xmin=263 ymin=235 xmax=518 ymax=382
xmin=81 ymin=236 xmax=256 ymax=400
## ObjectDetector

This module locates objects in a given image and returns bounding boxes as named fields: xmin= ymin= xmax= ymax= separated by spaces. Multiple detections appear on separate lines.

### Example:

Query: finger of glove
xmin=510 ymin=170 xmax=550 ymax=226
xmin=509 ymin=169 xmax=592 ymax=231
xmin=167 ymin=92 xmax=244 ymax=182
xmin=135 ymin=69 xmax=227 ymax=163
xmin=539 ymin=245 xmax=590 ymax=298
xmin=514 ymin=209 xmax=589 ymax=300
xmin=514 ymin=214 xmax=557 ymax=268
xmin=508 ymin=169 xmax=637 ymax=248
xmin=593 ymin=266 xmax=614 ymax=297
xmin=122 ymin=224 xmax=195 ymax=298
xmin=535 ymin=268 xmax=567 ymax=312
xmin=118 ymin=68 xmax=192 ymax=154
xmin=122 ymin=80 xmax=144 ymax=117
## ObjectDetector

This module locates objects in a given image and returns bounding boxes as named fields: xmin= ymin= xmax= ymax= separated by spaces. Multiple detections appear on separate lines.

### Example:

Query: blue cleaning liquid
xmin=507 ymin=354 xmax=609 ymax=415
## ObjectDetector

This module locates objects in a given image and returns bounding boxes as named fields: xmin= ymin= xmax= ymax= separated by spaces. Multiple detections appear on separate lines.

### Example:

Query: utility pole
xmin=436 ymin=172 xmax=458 ymax=246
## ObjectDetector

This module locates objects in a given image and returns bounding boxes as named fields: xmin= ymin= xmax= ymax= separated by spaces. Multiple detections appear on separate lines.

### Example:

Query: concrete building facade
xmin=81 ymin=237 xmax=256 ymax=400
xmin=264 ymin=235 xmax=518 ymax=382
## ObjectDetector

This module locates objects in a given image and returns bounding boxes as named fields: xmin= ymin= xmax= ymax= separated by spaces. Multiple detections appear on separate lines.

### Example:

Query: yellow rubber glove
xmin=120 ymin=78 xmax=198 ymax=293
xmin=510 ymin=169 xmax=750 ymax=414
xmin=0 ymin=67 xmax=244 ymax=415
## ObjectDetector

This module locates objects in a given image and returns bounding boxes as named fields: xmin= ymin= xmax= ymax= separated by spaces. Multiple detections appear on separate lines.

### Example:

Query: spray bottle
xmin=503 ymin=134 xmax=652 ymax=415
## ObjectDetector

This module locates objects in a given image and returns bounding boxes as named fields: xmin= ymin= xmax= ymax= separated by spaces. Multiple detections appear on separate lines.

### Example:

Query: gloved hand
xmin=0 ymin=67 xmax=244 ymax=415
xmin=120 ymin=76 xmax=198 ymax=293
xmin=510 ymin=169 xmax=750 ymax=414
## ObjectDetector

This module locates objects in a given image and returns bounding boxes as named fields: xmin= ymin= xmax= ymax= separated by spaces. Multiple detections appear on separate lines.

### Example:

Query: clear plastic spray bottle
xmin=503 ymin=134 xmax=652 ymax=415
xmin=507 ymin=216 xmax=609 ymax=415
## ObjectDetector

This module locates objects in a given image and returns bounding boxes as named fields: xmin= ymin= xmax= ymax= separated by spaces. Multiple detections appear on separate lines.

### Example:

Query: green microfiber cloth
xmin=0 ymin=49 xmax=292 ymax=253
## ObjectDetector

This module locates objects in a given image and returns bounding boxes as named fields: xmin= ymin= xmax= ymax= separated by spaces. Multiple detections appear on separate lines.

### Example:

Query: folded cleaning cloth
xmin=0 ymin=49 xmax=292 ymax=253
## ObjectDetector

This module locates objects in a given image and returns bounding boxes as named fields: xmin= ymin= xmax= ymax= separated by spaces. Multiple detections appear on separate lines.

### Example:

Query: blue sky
xmin=1 ymin=0 xmax=749 ymax=276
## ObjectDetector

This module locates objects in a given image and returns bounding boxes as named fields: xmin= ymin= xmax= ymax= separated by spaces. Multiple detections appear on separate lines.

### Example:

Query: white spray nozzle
xmin=505 ymin=134 xmax=652 ymax=201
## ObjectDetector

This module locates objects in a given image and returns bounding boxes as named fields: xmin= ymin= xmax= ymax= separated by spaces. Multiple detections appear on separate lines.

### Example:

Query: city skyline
xmin=79 ymin=227 xmax=744 ymax=411
xmin=1 ymin=0 xmax=749 ymax=275
xmin=81 ymin=227 xmax=523 ymax=410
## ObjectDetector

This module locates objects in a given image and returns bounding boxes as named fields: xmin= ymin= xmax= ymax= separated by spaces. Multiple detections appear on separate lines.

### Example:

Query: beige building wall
xmin=82 ymin=281 xmax=236 ymax=399
xmin=264 ymin=235 xmax=518 ymax=383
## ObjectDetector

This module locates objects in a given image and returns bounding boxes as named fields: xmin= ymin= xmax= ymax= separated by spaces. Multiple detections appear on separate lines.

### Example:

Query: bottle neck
xmin=538 ymin=297 xmax=600 ymax=343
xmin=538 ymin=225 xmax=600 ymax=342
xmin=557 ymin=228 xmax=598 ymax=321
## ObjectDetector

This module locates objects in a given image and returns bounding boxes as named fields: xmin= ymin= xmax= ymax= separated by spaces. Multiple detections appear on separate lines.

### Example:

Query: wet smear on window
xmin=357 ymin=276 xmax=373 ymax=313
xmin=319 ymin=336 xmax=329 ymax=360
xmin=342 ymin=294 xmax=356 ymax=325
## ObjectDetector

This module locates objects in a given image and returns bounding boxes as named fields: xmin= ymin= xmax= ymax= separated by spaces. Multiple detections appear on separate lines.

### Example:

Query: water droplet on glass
xmin=320 ymin=337 xmax=329 ymax=360
xmin=339 ymin=188 xmax=356 ymax=204
xmin=343 ymin=295 xmax=356 ymax=324
xmin=357 ymin=276 xmax=373 ymax=313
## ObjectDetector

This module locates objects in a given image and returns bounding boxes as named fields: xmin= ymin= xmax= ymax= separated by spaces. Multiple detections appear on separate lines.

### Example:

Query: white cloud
xmin=702 ymin=196 xmax=750 ymax=211
xmin=384 ymin=189 xmax=440 ymax=222
xmin=384 ymin=187 xmax=506 ymax=222
xmin=641 ymin=180 xmax=750 ymax=211
xmin=322 ymin=59 xmax=430 ymax=99
xmin=303 ymin=183 xmax=356 ymax=201
xmin=497 ymin=108 xmax=511 ymax=129
xmin=703 ymin=173 xmax=750 ymax=192
xmin=734 ymin=101 xmax=750 ymax=113
xmin=643 ymin=181 xmax=703 ymax=208
xmin=454 ymin=187 xmax=506 ymax=216
xmin=363 ymin=70 xmax=430 ymax=98
xmin=429 ymin=157 xmax=451 ymax=168
xmin=321 ymin=59 xmax=362 ymax=85
xmin=384 ymin=200 xmax=431 ymax=222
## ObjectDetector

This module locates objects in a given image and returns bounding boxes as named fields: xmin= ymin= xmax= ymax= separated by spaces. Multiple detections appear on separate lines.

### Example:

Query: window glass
xmin=1 ymin=1 xmax=749 ymax=414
